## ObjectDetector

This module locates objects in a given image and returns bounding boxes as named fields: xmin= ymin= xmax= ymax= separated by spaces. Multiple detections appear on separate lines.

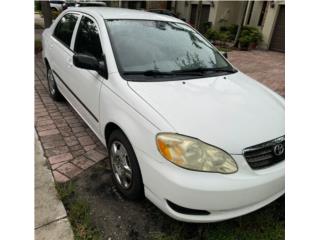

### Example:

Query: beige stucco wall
xmin=175 ymin=0 xmax=285 ymax=50
xmin=175 ymin=1 xmax=191 ymax=21
xmin=212 ymin=1 xmax=246 ymax=29
xmin=248 ymin=1 xmax=264 ymax=26
xmin=175 ymin=1 xmax=246 ymax=29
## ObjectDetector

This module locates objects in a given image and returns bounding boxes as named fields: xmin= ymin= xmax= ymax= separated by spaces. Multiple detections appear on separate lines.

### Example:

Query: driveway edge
xmin=35 ymin=132 xmax=74 ymax=240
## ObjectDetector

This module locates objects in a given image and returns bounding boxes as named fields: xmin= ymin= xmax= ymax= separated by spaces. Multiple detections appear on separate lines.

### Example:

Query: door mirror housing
xmin=73 ymin=53 xmax=108 ymax=78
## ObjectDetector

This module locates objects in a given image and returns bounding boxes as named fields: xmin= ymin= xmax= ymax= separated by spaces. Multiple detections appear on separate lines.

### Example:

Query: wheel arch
xmin=104 ymin=122 xmax=122 ymax=146
xmin=104 ymin=121 xmax=145 ymax=186
xmin=44 ymin=57 xmax=50 ymax=69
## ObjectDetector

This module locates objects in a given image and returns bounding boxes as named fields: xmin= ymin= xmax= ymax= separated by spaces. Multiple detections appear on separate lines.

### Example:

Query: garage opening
xmin=269 ymin=5 xmax=285 ymax=52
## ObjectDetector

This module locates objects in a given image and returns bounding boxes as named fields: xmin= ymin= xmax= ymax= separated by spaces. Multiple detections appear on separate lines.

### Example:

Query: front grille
xmin=243 ymin=136 xmax=285 ymax=169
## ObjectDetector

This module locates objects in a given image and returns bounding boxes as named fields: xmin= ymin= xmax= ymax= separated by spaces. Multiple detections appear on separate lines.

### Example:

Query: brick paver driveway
xmin=229 ymin=50 xmax=285 ymax=96
xmin=35 ymin=50 xmax=284 ymax=182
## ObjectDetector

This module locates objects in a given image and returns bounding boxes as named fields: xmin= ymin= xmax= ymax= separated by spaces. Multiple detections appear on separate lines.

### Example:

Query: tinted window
xmin=74 ymin=16 xmax=103 ymax=60
xmin=53 ymin=13 xmax=78 ymax=47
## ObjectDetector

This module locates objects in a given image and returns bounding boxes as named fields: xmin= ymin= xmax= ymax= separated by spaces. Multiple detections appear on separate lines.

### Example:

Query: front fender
xmin=98 ymin=77 xmax=173 ymax=164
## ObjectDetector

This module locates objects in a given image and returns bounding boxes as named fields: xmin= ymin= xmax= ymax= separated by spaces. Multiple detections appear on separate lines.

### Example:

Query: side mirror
xmin=220 ymin=51 xmax=228 ymax=59
xmin=73 ymin=53 xmax=99 ymax=70
xmin=73 ymin=53 xmax=108 ymax=78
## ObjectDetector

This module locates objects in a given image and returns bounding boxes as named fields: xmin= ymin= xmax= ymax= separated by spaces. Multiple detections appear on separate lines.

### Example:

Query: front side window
xmin=74 ymin=16 xmax=103 ymax=60
xmin=53 ymin=13 xmax=78 ymax=47
xmin=106 ymin=20 xmax=235 ymax=81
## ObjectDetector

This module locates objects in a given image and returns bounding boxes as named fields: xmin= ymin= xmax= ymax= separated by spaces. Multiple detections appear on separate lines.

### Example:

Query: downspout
xmin=233 ymin=1 xmax=249 ymax=47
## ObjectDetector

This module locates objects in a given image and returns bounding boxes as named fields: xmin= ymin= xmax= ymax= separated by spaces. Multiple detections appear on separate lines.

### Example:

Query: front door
xmin=67 ymin=15 xmax=105 ymax=135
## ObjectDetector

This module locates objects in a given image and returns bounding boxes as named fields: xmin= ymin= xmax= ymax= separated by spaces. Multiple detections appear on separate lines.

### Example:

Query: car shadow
xmin=70 ymin=161 xmax=284 ymax=240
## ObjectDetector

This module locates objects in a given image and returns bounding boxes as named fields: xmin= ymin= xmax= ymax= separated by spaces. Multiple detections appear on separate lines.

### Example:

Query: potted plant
xmin=240 ymin=26 xmax=263 ymax=50
xmin=249 ymin=27 xmax=263 ymax=49
xmin=239 ymin=35 xmax=251 ymax=50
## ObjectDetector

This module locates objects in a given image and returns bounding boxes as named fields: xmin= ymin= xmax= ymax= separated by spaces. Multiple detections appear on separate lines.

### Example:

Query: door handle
xmin=67 ymin=58 xmax=73 ymax=68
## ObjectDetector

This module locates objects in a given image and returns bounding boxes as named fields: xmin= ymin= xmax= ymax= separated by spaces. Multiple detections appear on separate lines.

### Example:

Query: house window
xmin=258 ymin=1 xmax=268 ymax=26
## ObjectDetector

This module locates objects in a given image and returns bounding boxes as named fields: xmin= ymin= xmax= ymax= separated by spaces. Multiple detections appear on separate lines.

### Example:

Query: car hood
xmin=127 ymin=72 xmax=284 ymax=154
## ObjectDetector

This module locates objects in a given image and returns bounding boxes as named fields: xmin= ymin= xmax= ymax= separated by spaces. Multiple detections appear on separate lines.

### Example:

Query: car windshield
xmin=105 ymin=20 xmax=235 ymax=81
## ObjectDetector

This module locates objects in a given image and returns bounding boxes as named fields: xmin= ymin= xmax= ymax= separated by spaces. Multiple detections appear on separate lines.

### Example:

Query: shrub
xmin=205 ymin=29 xmax=220 ymax=41
xmin=220 ymin=24 xmax=238 ymax=41
xmin=219 ymin=25 xmax=228 ymax=32
xmin=201 ymin=22 xmax=212 ymax=34
xmin=241 ymin=26 xmax=263 ymax=44
xmin=239 ymin=35 xmax=251 ymax=49
xmin=205 ymin=24 xmax=262 ymax=50
xmin=218 ymin=31 xmax=231 ymax=46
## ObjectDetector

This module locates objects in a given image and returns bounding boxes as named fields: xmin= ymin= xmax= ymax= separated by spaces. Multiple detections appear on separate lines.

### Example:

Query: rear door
xmin=49 ymin=12 xmax=79 ymax=91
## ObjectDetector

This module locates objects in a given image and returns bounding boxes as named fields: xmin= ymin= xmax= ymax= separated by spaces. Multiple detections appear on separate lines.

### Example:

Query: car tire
xmin=47 ymin=67 xmax=63 ymax=101
xmin=108 ymin=129 xmax=144 ymax=200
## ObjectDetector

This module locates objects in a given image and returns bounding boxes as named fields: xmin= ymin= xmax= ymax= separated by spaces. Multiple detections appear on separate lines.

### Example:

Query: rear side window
xmin=53 ymin=13 xmax=78 ymax=47
xmin=74 ymin=16 xmax=103 ymax=60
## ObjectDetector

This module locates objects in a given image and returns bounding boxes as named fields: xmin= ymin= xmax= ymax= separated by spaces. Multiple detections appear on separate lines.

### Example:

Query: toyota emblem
xmin=273 ymin=144 xmax=284 ymax=156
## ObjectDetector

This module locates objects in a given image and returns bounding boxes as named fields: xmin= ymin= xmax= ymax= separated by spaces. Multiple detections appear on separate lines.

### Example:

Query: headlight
xmin=156 ymin=133 xmax=237 ymax=173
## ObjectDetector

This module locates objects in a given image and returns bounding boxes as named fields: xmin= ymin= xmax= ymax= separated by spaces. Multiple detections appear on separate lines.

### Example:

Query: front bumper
xmin=136 ymin=150 xmax=285 ymax=223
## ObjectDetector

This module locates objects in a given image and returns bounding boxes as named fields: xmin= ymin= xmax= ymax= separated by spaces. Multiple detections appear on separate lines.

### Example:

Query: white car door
xmin=66 ymin=14 xmax=105 ymax=136
xmin=49 ymin=12 xmax=80 ymax=97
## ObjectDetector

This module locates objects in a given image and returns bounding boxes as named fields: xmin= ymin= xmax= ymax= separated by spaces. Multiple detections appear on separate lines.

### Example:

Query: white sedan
xmin=42 ymin=7 xmax=285 ymax=223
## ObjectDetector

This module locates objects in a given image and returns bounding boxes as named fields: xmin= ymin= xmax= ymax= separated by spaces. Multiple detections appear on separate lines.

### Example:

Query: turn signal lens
xmin=156 ymin=133 xmax=237 ymax=173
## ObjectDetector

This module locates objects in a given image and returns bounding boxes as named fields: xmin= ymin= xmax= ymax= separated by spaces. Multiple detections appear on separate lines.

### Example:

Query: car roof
xmin=67 ymin=7 xmax=183 ymax=23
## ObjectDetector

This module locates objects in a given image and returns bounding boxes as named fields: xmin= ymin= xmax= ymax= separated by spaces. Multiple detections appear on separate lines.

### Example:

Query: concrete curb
xmin=35 ymin=133 xmax=74 ymax=240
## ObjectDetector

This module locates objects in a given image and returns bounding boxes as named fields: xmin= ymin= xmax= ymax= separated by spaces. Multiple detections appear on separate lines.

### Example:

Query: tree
xmin=40 ymin=0 xmax=52 ymax=28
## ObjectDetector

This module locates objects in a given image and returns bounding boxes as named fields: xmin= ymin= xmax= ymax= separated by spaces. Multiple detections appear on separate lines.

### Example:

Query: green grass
xmin=56 ymin=179 xmax=284 ymax=240
xmin=56 ymin=182 xmax=102 ymax=240
xmin=206 ymin=206 xmax=284 ymax=240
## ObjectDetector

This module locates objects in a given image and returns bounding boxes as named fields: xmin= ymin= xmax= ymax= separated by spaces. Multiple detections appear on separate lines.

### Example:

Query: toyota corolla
xmin=42 ymin=7 xmax=285 ymax=222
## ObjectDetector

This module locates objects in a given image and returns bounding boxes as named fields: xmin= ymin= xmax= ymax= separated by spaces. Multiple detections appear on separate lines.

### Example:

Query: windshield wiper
xmin=210 ymin=67 xmax=238 ymax=73
xmin=123 ymin=69 xmax=205 ymax=77
xmin=123 ymin=67 xmax=237 ymax=78
xmin=173 ymin=67 xmax=237 ymax=74
xmin=123 ymin=70 xmax=174 ymax=77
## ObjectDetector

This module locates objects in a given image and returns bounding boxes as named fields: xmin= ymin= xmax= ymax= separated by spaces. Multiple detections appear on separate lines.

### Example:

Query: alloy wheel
xmin=110 ymin=141 xmax=133 ymax=189
xmin=47 ymin=69 xmax=56 ymax=96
